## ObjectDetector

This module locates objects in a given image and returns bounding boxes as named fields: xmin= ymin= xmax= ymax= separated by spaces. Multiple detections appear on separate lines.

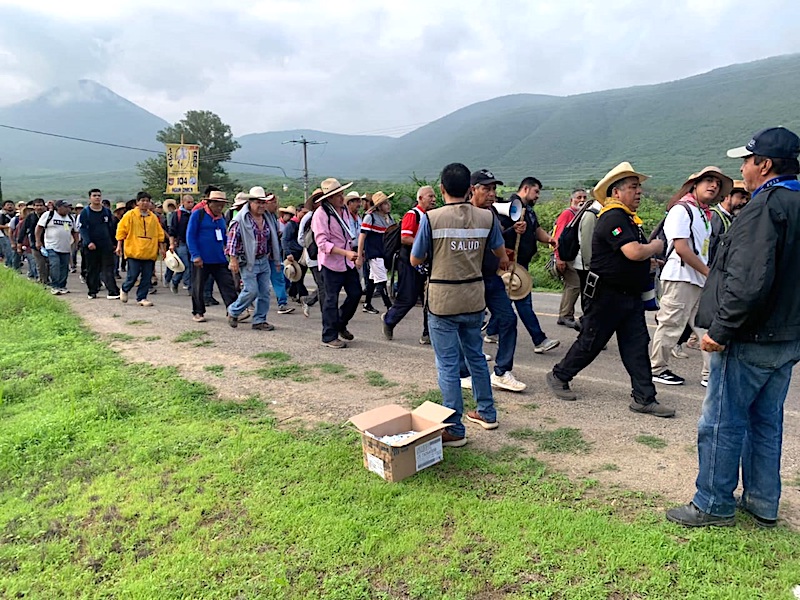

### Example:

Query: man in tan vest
xmin=411 ymin=162 xmax=509 ymax=447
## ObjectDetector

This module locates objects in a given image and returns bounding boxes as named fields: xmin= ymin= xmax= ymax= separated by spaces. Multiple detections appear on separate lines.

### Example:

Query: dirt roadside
xmin=60 ymin=279 xmax=800 ymax=528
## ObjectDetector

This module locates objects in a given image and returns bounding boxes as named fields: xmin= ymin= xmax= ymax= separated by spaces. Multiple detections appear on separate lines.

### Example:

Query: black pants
xmin=192 ymin=262 xmax=238 ymax=316
xmin=288 ymin=263 xmax=309 ymax=299
xmin=85 ymin=248 xmax=120 ymax=296
xmin=383 ymin=258 xmax=428 ymax=335
xmin=320 ymin=266 xmax=362 ymax=342
xmin=304 ymin=265 xmax=324 ymax=309
xmin=577 ymin=268 xmax=589 ymax=312
xmin=553 ymin=285 xmax=657 ymax=404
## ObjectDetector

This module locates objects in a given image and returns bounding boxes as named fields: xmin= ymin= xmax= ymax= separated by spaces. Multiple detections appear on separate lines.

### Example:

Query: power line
xmin=282 ymin=136 xmax=326 ymax=200
xmin=0 ymin=123 xmax=290 ymax=178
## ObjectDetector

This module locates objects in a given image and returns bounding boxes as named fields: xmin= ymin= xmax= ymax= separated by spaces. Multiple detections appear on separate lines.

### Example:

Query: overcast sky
xmin=0 ymin=0 xmax=798 ymax=137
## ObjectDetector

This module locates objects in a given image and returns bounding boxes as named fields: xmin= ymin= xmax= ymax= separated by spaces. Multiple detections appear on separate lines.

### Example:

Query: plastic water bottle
xmin=40 ymin=248 xmax=48 ymax=258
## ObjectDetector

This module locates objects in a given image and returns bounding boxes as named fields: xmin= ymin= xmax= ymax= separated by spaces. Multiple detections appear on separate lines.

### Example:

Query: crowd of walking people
xmin=2 ymin=125 xmax=799 ymax=528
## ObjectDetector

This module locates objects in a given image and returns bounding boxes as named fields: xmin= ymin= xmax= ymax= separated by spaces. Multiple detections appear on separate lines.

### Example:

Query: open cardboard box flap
xmin=348 ymin=401 xmax=455 ymax=447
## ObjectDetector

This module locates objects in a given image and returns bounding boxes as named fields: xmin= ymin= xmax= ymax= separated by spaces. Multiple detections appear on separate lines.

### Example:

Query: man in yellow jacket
xmin=115 ymin=191 xmax=166 ymax=306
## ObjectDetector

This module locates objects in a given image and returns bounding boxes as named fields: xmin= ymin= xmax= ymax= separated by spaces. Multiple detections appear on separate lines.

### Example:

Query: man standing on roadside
xmin=667 ymin=127 xmax=800 ymax=528
xmin=80 ymin=189 xmax=120 ymax=300
xmin=545 ymin=162 xmax=674 ymax=418
xmin=553 ymin=189 xmax=588 ymax=330
xmin=312 ymin=178 xmax=361 ymax=349
xmin=115 ymin=192 xmax=166 ymax=307
xmin=382 ymin=185 xmax=436 ymax=344
xmin=36 ymin=200 xmax=78 ymax=294
xmin=492 ymin=177 xmax=560 ymax=354
xmin=226 ymin=193 xmax=278 ymax=331
xmin=186 ymin=190 xmax=239 ymax=322
xmin=411 ymin=163 xmax=509 ymax=446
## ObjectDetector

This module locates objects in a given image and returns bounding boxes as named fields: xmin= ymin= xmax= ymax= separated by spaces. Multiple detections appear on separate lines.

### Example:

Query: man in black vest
xmin=545 ymin=162 xmax=674 ymax=418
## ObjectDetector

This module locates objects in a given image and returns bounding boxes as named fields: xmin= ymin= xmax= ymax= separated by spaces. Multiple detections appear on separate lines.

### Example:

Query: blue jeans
xmin=228 ymin=258 xmax=272 ymax=324
xmin=47 ymin=251 xmax=70 ymax=289
xmin=0 ymin=237 xmax=12 ymax=268
xmin=172 ymin=243 xmax=192 ymax=289
xmin=429 ymin=312 xmax=496 ymax=438
xmin=121 ymin=258 xmax=155 ymax=302
xmin=481 ymin=275 xmax=517 ymax=376
xmin=487 ymin=293 xmax=547 ymax=347
xmin=693 ymin=340 xmax=800 ymax=520
xmin=26 ymin=251 xmax=38 ymax=279
xmin=269 ymin=260 xmax=288 ymax=306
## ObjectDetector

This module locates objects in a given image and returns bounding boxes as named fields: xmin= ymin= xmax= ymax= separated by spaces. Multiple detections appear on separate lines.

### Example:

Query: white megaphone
xmin=494 ymin=198 xmax=523 ymax=222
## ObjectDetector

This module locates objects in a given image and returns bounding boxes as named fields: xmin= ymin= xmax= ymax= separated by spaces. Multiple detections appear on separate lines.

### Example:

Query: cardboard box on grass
xmin=348 ymin=401 xmax=455 ymax=482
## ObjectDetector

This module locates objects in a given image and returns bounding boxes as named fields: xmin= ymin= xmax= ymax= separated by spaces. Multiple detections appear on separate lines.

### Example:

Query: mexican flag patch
xmin=611 ymin=227 xmax=622 ymax=236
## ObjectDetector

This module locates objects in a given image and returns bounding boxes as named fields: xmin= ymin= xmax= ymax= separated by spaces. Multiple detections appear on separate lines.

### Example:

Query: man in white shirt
xmin=650 ymin=167 xmax=732 ymax=387
xmin=35 ymin=200 xmax=79 ymax=294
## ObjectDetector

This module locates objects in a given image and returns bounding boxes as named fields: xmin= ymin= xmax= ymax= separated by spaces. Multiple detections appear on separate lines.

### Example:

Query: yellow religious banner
xmin=165 ymin=144 xmax=200 ymax=194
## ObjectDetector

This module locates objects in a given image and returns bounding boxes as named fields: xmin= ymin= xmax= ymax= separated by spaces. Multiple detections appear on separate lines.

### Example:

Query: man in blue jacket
xmin=667 ymin=126 xmax=800 ymax=528
xmin=186 ymin=190 xmax=238 ymax=322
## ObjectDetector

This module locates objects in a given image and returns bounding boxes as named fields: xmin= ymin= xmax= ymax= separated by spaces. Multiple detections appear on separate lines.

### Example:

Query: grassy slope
xmin=1 ymin=269 xmax=799 ymax=599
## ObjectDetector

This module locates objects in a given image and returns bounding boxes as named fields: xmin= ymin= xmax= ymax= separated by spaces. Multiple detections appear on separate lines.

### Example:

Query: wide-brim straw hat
xmin=497 ymin=267 xmax=532 ymax=301
xmin=279 ymin=205 xmax=297 ymax=216
xmin=232 ymin=192 xmax=250 ymax=209
xmin=283 ymin=259 xmax=302 ymax=282
xmin=164 ymin=249 xmax=185 ymax=273
xmin=206 ymin=190 xmax=230 ymax=203
xmin=318 ymin=178 xmax=354 ymax=202
xmin=114 ymin=202 xmax=126 ymax=210
xmin=308 ymin=188 xmax=324 ymax=204
xmin=593 ymin=162 xmax=650 ymax=205
xmin=675 ymin=166 xmax=733 ymax=204
xmin=163 ymin=199 xmax=177 ymax=210
xmin=371 ymin=191 xmax=395 ymax=210
xmin=248 ymin=186 xmax=275 ymax=201
xmin=731 ymin=179 xmax=748 ymax=194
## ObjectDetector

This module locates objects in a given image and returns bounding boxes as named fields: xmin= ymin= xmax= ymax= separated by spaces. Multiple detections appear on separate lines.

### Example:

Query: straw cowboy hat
xmin=279 ymin=205 xmax=297 ymax=216
xmin=671 ymin=166 xmax=733 ymax=206
xmin=164 ymin=249 xmax=185 ymax=273
xmin=497 ymin=267 xmax=532 ymax=301
xmin=345 ymin=191 xmax=363 ymax=201
xmin=370 ymin=191 xmax=395 ymax=210
xmin=206 ymin=190 xmax=230 ymax=202
xmin=283 ymin=259 xmax=303 ymax=282
xmin=318 ymin=178 xmax=354 ymax=201
xmin=731 ymin=180 xmax=748 ymax=194
xmin=232 ymin=192 xmax=250 ymax=210
xmin=248 ymin=186 xmax=275 ymax=201
xmin=114 ymin=202 xmax=126 ymax=210
xmin=163 ymin=199 xmax=177 ymax=210
xmin=593 ymin=162 xmax=650 ymax=204
xmin=308 ymin=188 xmax=324 ymax=204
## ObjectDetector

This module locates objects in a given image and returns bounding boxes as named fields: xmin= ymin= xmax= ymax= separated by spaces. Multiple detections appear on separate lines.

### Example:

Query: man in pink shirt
xmin=311 ymin=178 xmax=362 ymax=349
xmin=553 ymin=189 xmax=588 ymax=330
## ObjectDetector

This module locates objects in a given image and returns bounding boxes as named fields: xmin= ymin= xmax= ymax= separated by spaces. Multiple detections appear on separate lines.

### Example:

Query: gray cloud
xmin=1 ymin=1 xmax=799 ymax=138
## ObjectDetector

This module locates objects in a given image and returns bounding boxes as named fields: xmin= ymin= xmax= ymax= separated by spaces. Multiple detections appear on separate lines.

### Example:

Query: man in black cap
xmin=667 ymin=126 xmax=800 ymax=528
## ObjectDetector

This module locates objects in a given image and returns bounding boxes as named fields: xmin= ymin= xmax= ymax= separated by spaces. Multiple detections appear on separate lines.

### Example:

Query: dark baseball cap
xmin=54 ymin=200 xmax=72 ymax=208
xmin=727 ymin=127 xmax=800 ymax=160
xmin=470 ymin=169 xmax=504 ymax=186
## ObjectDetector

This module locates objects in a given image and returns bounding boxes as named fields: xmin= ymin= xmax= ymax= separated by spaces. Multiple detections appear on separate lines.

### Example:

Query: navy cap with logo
xmin=470 ymin=169 xmax=504 ymax=186
xmin=727 ymin=126 xmax=800 ymax=160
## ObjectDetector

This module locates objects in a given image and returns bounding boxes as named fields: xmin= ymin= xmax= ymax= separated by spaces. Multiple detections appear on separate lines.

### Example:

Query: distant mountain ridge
xmin=2 ymin=54 xmax=800 ymax=194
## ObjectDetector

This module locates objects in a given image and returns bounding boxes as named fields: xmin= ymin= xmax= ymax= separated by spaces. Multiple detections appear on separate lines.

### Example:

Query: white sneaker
xmin=491 ymin=371 xmax=527 ymax=392
xmin=50 ymin=288 xmax=60 ymax=295
xmin=460 ymin=376 xmax=472 ymax=390
xmin=138 ymin=299 xmax=153 ymax=307
xmin=534 ymin=338 xmax=560 ymax=354
xmin=483 ymin=334 xmax=498 ymax=344
xmin=120 ymin=290 xmax=128 ymax=303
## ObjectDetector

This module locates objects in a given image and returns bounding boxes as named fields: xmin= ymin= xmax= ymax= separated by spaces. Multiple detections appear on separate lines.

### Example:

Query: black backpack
xmin=383 ymin=223 xmax=401 ymax=261
xmin=557 ymin=205 xmax=598 ymax=262
xmin=649 ymin=203 xmax=695 ymax=263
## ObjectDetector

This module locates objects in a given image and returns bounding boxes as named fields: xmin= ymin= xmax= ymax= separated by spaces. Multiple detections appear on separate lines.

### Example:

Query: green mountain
xmin=2 ymin=54 xmax=800 ymax=199
xmin=360 ymin=53 xmax=800 ymax=186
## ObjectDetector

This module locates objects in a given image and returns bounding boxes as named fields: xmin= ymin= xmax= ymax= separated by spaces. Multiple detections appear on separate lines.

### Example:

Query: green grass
xmin=2 ymin=268 xmax=800 ymax=599
xmin=315 ymin=363 xmax=346 ymax=375
xmin=405 ymin=389 xmax=476 ymax=412
xmin=125 ymin=320 xmax=150 ymax=326
xmin=637 ymin=435 xmax=669 ymax=450
xmin=508 ymin=427 xmax=592 ymax=454
xmin=256 ymin=364 xmax=304 ymax=380
xmin=203 ymin=365 xmax=225 ymax=377
xmin=107 ymin=333 xmax=135 ymax=342
xmin=598 ymin=463 xmax=621 ymax=472
xmin=193 ymin=340 xmax=214 ymax=347
xmin=173 ymin=330 xmax=208 ymax=343
xmin=143 ymin=336 xmax=161 ymax=342
xmin=365 ymin=370 xmax=398 ymax=388
xmin=522 ymin=403 xmax=539 ymax=411
xmin=253 ymin=352 xmax=291 ymax=362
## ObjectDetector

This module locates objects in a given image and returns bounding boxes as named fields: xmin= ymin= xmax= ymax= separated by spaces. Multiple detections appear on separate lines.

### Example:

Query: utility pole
xmin=282 ymin=136 xmax=326 ymax=200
